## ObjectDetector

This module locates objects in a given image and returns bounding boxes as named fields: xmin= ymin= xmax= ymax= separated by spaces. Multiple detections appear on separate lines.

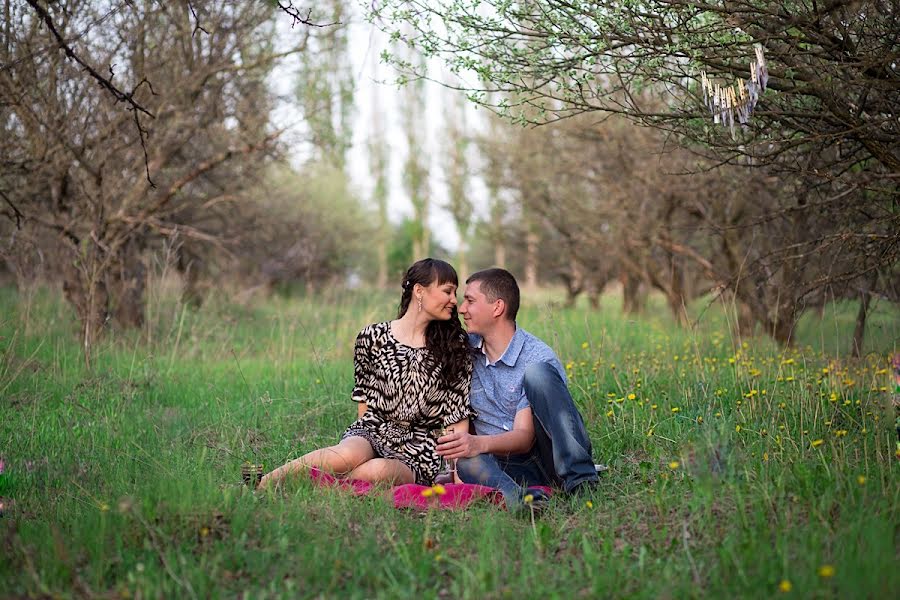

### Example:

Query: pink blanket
xmin=307 ymin=467 xmax=552 ymax=510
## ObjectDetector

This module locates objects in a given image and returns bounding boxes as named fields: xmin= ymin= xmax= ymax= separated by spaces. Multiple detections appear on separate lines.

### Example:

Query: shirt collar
xmin=498 ymin=327 xmax=525 ymax=366
xmin=472 ymin=328 xmax=525 ymax=366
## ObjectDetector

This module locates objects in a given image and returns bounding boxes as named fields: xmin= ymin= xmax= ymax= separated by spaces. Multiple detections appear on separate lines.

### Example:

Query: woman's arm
xmin=358 ymin=401 xmax=367 ymax=419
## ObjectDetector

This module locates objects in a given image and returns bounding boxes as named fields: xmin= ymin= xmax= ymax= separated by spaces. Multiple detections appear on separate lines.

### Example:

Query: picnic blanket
xmin=307 ymin=467 xmax=552 ymax=510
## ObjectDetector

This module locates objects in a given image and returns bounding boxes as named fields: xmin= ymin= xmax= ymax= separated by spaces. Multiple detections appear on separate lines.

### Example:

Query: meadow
xmin=1 ymin=284 xmax=898 ymax=599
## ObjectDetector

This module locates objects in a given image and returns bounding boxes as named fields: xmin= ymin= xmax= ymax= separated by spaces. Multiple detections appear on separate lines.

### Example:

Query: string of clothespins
xmin=700 ymin=44 xmax=768 ymax=137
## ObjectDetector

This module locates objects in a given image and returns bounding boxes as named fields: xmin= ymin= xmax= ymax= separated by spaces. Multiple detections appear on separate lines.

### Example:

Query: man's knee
xmin=456 ymin=455 xmax=495 ymax=485
xmin=523 ymin=362 xmax=561 ymax=391
xmin=523 ymin=362 xmax=566 ymax=412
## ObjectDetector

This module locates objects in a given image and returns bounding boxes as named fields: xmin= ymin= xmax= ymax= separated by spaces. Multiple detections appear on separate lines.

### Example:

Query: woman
xmin=259 ymin=258 xmax=473 ymax=489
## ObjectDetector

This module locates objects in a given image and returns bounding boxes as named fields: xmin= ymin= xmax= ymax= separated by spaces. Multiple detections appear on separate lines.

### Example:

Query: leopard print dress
xmin=342 ymin=322 xmax=474 ymax=485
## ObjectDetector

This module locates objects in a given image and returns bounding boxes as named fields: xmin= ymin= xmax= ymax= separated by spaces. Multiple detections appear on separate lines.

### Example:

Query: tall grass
xmin=1 ymin=284 xmax=897 ymax=598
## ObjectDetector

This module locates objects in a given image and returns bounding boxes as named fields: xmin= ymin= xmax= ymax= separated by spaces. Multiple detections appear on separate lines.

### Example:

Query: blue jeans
xmin=457 ymin=362 xmax=598 ymax=505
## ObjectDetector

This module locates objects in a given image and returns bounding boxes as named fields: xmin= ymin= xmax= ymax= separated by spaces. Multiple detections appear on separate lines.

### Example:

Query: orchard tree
xmin=374 ymin=0 xmax=899 ymax=346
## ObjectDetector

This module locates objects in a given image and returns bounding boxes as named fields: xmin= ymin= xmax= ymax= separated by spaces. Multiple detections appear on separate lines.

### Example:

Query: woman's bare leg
xmin=348 ymin=458 xmax=415 ymax=485
xmin=258 ymin=437 xmax=375 ymax=489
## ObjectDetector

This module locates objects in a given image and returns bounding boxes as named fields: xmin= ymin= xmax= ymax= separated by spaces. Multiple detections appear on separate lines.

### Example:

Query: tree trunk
xmin=494 ymin=238 xmax=506 ymax=269
xmin=851 ymin=283 xmax=873 ymax=358
xmin=561 ymin=261 xmax=583 ymax=308
xmin=456 ymin=236 xmax=469 ymax=285
xmin=524 ymin=230 xmax=538 ymax=290
xmin=667 ymin=255 xmax=688 ymax=326
xmin=770 ymin=302 xmax=797 ymax=346
xmin=621 ymin=273 xmax=645 ymax=314
xmin=63 ymin=259 xmax=109 ymax=371
xmin=109 ymin=241 xmax=146 ymax=328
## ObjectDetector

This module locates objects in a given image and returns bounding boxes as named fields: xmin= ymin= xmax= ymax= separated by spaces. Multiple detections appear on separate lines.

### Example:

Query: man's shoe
xmin=568 ymin=480 xmax=599 ymax=497
xmin=519 ymin=487 xmax=551 ymax=515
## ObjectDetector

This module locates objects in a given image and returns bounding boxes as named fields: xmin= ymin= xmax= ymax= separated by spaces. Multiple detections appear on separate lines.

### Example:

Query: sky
xmin=269 ymin=6 xmax=491 ymax=254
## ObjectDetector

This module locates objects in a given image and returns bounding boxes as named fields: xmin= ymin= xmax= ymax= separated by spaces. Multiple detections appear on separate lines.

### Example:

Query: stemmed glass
xmin=434 ymin=427 xmax=456 ymax=484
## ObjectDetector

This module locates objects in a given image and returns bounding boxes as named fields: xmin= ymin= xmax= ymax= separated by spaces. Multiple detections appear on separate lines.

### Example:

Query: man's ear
xmin=492 ymin=298 xmax=506 ymax=318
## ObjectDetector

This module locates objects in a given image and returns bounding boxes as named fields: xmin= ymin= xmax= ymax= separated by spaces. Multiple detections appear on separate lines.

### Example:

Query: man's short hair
xmin=467 ymin=268 xmax=520 ymax=322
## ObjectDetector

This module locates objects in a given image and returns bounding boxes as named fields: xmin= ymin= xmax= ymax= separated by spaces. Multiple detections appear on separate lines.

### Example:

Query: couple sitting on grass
xmin=259 ymin=259 xmax=599 ymax=509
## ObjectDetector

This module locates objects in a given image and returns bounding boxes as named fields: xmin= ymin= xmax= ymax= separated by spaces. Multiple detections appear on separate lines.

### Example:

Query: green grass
xmin=1 ymin=285 xmax=898 ymax=599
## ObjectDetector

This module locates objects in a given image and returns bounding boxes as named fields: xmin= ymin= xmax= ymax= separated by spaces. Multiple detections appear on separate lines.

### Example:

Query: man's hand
xmin=436 ymin=429 xmax=483 ymax=459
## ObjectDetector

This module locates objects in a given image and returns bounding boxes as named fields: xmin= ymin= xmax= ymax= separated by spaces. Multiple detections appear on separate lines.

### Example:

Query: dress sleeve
xmin=441 ymin=356 xmax=476 ymax=427
xmin=351 ymin=327 xmax=374 ymax=404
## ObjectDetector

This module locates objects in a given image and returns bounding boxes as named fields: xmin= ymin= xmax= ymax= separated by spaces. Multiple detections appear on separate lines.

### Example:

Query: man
xmin=436 ymin=268 xmax=599 ymax=508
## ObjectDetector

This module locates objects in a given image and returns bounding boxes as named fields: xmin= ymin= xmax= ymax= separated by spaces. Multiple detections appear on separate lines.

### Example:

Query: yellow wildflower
xmin=811 ymin=439 xmax=824 ymax=448
xmin=817 ymin=565 xmax=835 ymax=578
xmin=857 ymin=475 xmax=866 ymax=485
xmin=778 ymin=580 xmax=792 ymax=593
xmin=668 ymin=461 xmax=679 ymax=470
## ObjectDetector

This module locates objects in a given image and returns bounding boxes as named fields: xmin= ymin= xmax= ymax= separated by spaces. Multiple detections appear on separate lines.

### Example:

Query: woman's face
xmin=416 ymin=279 xmax=458 ymax=321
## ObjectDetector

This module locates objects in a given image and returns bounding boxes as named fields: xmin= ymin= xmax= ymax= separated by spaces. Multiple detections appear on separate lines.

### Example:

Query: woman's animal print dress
xmin=342 ymin=322 xmax=474 ymax=485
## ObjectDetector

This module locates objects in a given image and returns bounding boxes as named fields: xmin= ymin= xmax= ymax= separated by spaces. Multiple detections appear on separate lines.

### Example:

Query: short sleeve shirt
xmin=468 ymin=328 xmax=567 ymax=436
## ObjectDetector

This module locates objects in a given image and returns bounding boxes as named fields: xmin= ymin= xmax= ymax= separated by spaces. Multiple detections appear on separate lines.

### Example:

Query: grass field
xmin=1 ymin=285 xmax=898 ymax=599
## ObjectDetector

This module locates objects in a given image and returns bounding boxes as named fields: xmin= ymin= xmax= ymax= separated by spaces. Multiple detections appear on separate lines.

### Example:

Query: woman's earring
xmin=417 ymin=297 xmax=423 ymax=312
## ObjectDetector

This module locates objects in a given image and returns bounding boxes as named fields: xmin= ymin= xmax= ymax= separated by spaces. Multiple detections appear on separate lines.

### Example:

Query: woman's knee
xmin=305 ymin=443 xmax=368 ymax=474
xmin=350 ymin=459 xmax=413 ymax=484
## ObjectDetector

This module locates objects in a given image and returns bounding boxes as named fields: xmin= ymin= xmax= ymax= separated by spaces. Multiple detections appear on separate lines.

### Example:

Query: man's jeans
xmin=457 ymin=362 xmax=598 ymax=505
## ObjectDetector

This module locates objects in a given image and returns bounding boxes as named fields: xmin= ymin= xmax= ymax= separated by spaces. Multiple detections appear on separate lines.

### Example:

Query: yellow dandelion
xmin=671 ymin=407 xmax=680 ymax=413
xmin=778 ymin=579 xmax=792 ymax=593
xmin=668 ymin=461 xmax=680 ymax=470
xmin=585 ymin=500 xmax=593 ymax=509
xmin=857 ymin=475 xmax=866 ymax=485
xmin=627 ymin=393 xmax=636 ymax=400
xmin=523 ymin=494 xmax=534 ymax=504
xmin=606 ymin=410 xmax=614 ymax=417
xmin=735 ymin=425 xmax=742 ymax=433
xmin=651 ymin=404 xmax=658 ymax=410
xmin=200 ymin=527 xmax=210 ymax=537
xmin=810 ymin=439 xmax=824 ymax=448
xmin=421 ymin=488 xmax=434 ymax=498
xmin=697 ymin=416 xmax=703 ymax=423
xmin=581 ymin=341 xmax=589 ymax=349
xmin=432 ymin=484 xmax=447 ymax=496
xmin=817 ymin=565 xmax=835 ymax=578
xmin=99 ymin=503 xmax=110 ymax=512
xmin=763 ymin=452 xmax=769 ymax=462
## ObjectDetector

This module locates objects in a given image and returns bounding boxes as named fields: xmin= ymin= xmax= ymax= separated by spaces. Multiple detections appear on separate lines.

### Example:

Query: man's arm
xmin=436 ymin=408 xmax=535 ymax=459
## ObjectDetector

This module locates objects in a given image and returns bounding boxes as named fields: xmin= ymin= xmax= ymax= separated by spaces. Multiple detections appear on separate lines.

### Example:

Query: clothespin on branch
xmin=699 ymin=44 xmax=768 ymax=137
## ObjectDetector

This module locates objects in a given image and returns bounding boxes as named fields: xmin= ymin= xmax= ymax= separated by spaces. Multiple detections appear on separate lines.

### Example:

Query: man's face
xmin=459 ymin=280 xmax=497 ymax=336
